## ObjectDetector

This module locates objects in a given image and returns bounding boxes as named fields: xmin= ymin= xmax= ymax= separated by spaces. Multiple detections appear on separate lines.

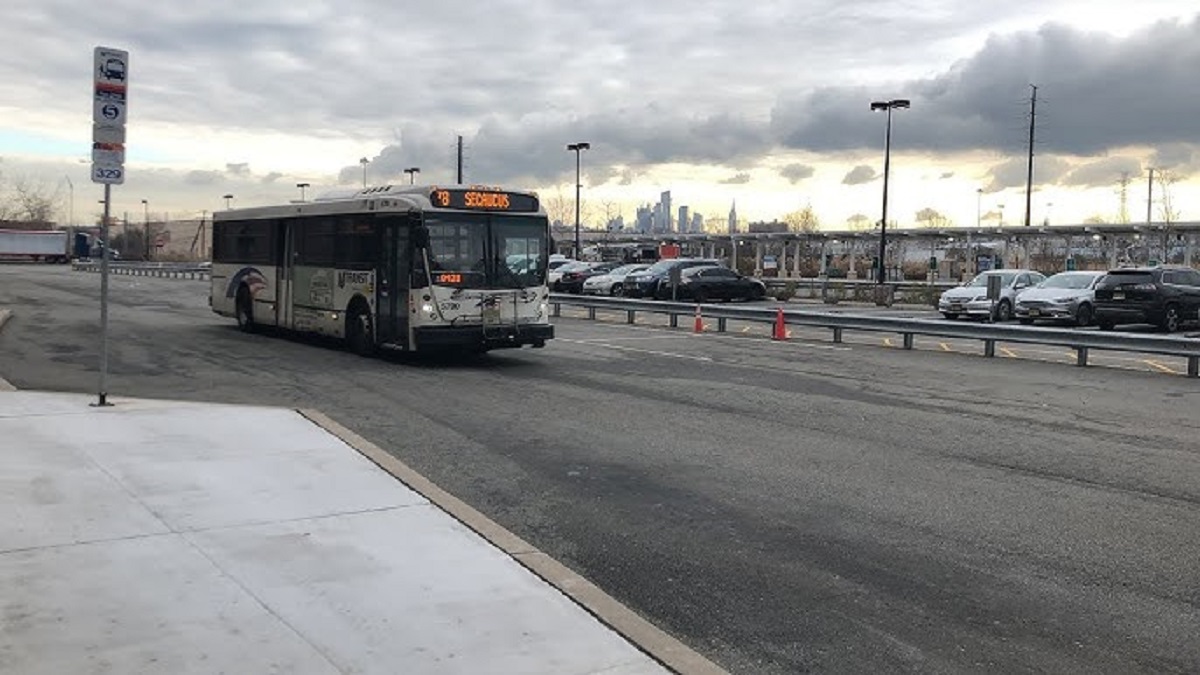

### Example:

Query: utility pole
xmin=1117 ymin=172 xmax=1131 ymax=224
xmin=456 ymin=135 xmax=464 ymax=184
xmin=1023 ymin=84 xmax=1037 ymax=227
xmin=1146 ymin=168 xmax=1155 ymax=226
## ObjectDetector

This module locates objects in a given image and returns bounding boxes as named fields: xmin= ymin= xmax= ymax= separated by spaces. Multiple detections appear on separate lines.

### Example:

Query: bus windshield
xmin=422 ymin=214 xmax=548 ymax=289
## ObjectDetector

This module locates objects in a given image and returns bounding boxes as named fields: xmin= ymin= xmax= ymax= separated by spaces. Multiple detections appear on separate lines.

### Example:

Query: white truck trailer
xmin=0 ymin=229 xmax=70 ymax=263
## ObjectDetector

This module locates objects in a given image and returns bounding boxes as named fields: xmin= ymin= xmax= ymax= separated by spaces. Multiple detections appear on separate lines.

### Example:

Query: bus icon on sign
xmin=100 ymin=58 xmax=126 ymax=81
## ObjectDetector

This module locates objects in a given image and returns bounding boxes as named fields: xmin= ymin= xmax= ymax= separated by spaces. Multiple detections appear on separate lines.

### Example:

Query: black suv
xmin=623 ymin=258 xmax=722 ymax=299
xmin=1093 ymin=266 xmax=1200 ymax=332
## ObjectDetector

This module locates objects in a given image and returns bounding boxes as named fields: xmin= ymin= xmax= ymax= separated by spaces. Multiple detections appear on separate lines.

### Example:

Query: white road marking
xmin=558 ymin=339 xmax=714 ymax=361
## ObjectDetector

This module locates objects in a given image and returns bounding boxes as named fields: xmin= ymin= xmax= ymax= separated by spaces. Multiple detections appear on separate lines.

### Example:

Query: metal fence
xmin=72 ymin=261 xmax=210 ymax=280
xmin=549 ymin=294 xmax=1200 ymax=377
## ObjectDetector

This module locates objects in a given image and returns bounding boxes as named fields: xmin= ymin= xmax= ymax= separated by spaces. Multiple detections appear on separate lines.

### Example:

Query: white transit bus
xmin=210 ymin=184 xmax=554 ymax=354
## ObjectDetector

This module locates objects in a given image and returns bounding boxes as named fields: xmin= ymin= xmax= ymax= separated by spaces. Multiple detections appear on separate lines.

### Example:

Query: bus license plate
xmin=1112 ymin=292 xmax=1125 ymax=300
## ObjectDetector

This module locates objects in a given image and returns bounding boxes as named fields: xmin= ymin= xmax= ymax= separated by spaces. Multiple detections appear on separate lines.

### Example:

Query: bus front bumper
xmin=414 ymin=323 xmax=555 ymax=350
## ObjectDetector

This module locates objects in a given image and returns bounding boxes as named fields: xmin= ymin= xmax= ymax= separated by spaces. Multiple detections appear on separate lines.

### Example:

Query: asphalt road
xmin=3 ymin=265 xmax=1200 ymax=674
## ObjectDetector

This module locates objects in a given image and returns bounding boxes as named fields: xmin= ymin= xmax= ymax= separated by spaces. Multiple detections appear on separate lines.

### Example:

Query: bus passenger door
xmin=276 ymin=220 xmax=296 ymax=329
xmin=376 ymin=219 xmax=410 ymax=347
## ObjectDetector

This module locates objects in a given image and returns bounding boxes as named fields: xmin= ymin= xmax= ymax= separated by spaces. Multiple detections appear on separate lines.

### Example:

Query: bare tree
xmin=1157 ymin=170 xmax=1181 ymax=262
xmin=846 ymin=213 xmax=872 ymax=231
xmin=543 ymin=187 xmax=573 ymax=227
xmin=783 ymin=204 xmax=821 ymax=233
xmin=1 ymin=174 xmax=63 ymax=225
xmin=914 ymin=207 xmax=953 ymax=228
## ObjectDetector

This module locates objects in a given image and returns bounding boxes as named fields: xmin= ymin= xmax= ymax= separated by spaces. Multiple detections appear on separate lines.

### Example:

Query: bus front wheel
xmin=346 ymin=302 xmax=375 ymax=356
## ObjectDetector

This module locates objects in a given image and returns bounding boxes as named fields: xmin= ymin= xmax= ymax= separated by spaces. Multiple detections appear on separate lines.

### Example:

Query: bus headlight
xmin=421 ymin=303 xmax=434 ymax=313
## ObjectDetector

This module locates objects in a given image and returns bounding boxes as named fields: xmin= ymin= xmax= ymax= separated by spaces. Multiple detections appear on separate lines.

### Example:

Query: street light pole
xmin=566 ymin=142 xmax=590 ymax=259
xmin=975 ymin=188 xmax=982 ymax=228
xmin=359 ymin=157 xmax=369 ymax=189
xmin=141 ymin=199 xmax=149 ymax=260
xmin=223 ymin=194 xmax=234 ymax=210
xmin=64 ymin=175 xmax=74 ymax=229
xmin=296 ymin=182 xmax=310 ymax=201
xmin=404 ymin=167 xmax=420 ymax=185
xmin=870 ymin=99 xmax=910 ymax=284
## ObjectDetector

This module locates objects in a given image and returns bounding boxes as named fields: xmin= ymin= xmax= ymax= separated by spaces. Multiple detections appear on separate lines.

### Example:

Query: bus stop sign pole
xmin=91 ymin=45 xmax=129 ymax=408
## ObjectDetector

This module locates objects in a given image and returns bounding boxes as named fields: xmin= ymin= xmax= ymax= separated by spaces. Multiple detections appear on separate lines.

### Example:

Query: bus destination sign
xmin=431 ymin=188 xmax=539 ymax=212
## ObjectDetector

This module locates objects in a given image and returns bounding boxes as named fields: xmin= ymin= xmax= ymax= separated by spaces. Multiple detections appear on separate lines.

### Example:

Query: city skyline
xmin=2 ymin=2 xmax=1199 ymax=230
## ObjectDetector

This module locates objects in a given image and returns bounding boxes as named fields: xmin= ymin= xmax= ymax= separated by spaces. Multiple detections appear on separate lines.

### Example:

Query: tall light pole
xmin=63 ymin=175 xmax=74 ymax=229
xmin=566 ymin=142 xmax=590 ymax=259
xmin=223 ymin=194 xmax=234 ymax=210
xmin=975 ymin=188 xmax=982 ymax=228
xmin=359 ymin=157 xmax=369 ymax=188
xmin=870 ymin=99 xmax=909 ymax=284
xmin=141 ymin=199 xmax=149 ymax=260
xmin=404 ymin=167 xmax=420 ymax=185
xmin=296 ymin=182 xmax=310 ymax=201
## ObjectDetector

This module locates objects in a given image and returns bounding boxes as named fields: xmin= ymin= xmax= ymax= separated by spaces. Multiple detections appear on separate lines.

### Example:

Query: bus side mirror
xmin=413 ymin=224 xmax=430 ymax=250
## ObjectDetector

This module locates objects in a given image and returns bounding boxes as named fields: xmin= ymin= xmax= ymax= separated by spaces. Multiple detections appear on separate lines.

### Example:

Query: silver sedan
xmin=1014 ymin=270 xmax=1106 ymax=326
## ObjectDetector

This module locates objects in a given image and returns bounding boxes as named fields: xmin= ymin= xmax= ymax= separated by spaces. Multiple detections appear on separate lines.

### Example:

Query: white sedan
xmin=581 ymin=263 xmax=651 ymax=296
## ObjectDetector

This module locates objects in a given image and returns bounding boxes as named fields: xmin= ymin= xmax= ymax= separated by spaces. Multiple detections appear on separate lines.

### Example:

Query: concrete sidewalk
xmin=0 ymin=390 xmax=720 ymax=674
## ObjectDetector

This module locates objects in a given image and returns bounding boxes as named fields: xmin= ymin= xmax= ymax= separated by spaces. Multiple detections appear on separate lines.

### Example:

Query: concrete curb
xmin=0 ymin=310 xmax=15 ymax=391
xmin=299 ymin=409 xmax=727 ymax=675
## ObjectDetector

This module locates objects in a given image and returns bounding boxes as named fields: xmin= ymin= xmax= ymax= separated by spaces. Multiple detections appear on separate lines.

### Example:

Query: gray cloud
xmin=772 ymin=16 xmax=1200 ymax=156
xmin=1061 ymin=156 xmax=1143 ymax=187
xmin=940 ymin=171 xmax=955 ymax=179
xmin=4 ymin=1 xmax=1200 ymax=208
xmin=780 ymin=163 xmax=816 ymax=184
xmin=983 ymin=156 xmax=1071 ymax=192
xmin=225 ymin=163 xmax=250 ymax=176
xmin=842 ymin=165 xmax=878 ymax=185
xmin=185 ymin=170 xmax=224 ymax=186
xmin=721 ymin=172 xmax=752 ymax=185
xmin=261 ymin=172 xmax=283 ymax=184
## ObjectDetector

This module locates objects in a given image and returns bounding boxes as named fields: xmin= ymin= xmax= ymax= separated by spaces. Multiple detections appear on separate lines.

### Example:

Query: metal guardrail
xmin=72 ymin=261 xmax=210 ymax=280
xmin=549 ymin=294 xmax=1200 ymax=377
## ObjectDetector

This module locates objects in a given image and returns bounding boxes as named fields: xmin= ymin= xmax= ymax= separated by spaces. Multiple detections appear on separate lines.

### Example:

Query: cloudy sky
xmin=3 ymin=0 xmax=1199 ymax=230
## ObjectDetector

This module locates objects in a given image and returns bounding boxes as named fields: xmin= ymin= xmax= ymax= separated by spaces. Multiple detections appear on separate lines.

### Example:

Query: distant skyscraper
xmin=661 ymin=191 xmax=672 ymax=233
xmin=691 ymin=213 xmax=704 ymax=233
xmin=678 ymin=206 xmax=689 ymax=234
xmin=636 ymin=205 xmax=653 ymax=234
xmin=728 ymin=200 xmax=738 ymax=234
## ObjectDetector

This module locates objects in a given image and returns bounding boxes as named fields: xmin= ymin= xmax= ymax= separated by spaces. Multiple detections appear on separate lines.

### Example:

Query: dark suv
xmin=1093 ymin=266 xmax=1200 ymax=332
xmin=623 ymin=258 xmax=722 ymax=299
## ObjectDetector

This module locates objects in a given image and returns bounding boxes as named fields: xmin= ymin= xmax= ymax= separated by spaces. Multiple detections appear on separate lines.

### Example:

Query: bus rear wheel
xmin=346 ymin=302 xmax=375 ymax=356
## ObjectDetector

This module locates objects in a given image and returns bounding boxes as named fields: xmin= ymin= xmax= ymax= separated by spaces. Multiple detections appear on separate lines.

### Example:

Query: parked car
xmin=581 ymin=263 xmax=650 ymax=296
xmin=546 ymin=259 xmax=581 ymax=286
xmin=553 ymin=261 xmax=620 ymax=294
xmin=1093 ymin=266 xmax=1200 ymax=332
xmin=624 ymin=258 xmax=722 ymax=299
xmin=674 ymin=265 xmax=767 ymax=302
xmin=1014 ymin=270 xmax=1106 ymax=326
xmin=938 ymin=269 xmax=1047 ymax=321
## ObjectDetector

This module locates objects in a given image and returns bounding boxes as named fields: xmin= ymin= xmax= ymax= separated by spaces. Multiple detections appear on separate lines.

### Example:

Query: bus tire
xmin=235 ymin=286 xmax=255 ymax=333
xmin=346 ymin=299 xmax=375 ymax=356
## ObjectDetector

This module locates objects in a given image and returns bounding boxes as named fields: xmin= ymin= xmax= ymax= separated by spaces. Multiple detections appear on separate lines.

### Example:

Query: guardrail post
xmin=984 ymin=339 xmax=996 ymax=357
xmin=587 ymin=307 xmax=596 ymax=320
xmin=717 ymin=317 xmax=727 ymax=332
xmin=669 ymin=313 xmax=679 ymax=328
xmin=1076 ymin=346 xmax=1089 ymax=368
xmin=552 ymin=302 xmax=561 ymax=318
xmin=1189 ymin=356 xmax=1199 ymax=378
xmin=902 ymin=333 xmax=914 ymax=350
xmin=626 ymin=310 xmax=635 ymax=324
xmin=832 ymin=327 xmax=843 ymax=343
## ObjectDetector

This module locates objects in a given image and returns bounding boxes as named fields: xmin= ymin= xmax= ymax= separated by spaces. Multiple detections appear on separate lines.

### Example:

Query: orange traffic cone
xmin=694 ymin=305 xmax=704 ymax=333
xmin=772 ymin=307 xmax=787 ymax=341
